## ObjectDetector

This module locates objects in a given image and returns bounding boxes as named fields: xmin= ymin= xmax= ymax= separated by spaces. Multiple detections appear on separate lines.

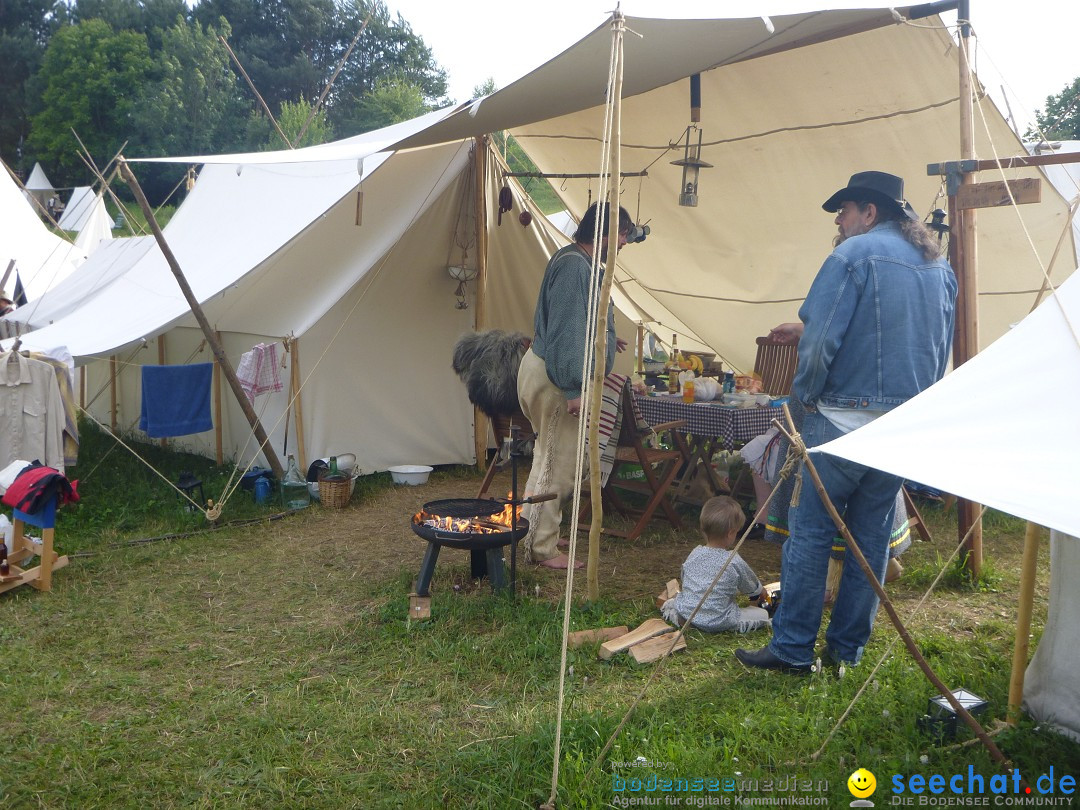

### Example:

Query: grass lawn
xmin=2 ymin=428 xmax=1077 ymax=807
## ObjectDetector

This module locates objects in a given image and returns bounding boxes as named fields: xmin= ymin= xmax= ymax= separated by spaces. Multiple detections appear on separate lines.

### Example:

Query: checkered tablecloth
xmin=634 ymin=393 xmax=780 ymax=449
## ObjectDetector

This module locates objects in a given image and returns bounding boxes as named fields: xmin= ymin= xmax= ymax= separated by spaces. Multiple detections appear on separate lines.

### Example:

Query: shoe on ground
xmin=745 ymin=522 xmax=766 ymax=540
xmin=734 ymin=646 xmax=811 ymax=674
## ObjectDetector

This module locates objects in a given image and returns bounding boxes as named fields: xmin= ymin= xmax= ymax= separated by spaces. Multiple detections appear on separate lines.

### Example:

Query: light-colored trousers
xmin=516 ymin=348 xmax=579 ymax=562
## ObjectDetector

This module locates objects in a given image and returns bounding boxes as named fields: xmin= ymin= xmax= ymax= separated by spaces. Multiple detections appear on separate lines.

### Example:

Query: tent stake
xmin=117 ymin=157 xmax=285 ymax=480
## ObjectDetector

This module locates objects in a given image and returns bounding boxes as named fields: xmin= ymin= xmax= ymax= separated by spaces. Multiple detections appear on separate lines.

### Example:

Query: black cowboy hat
xmin=822 ymin=170 xmax=918 ymax=221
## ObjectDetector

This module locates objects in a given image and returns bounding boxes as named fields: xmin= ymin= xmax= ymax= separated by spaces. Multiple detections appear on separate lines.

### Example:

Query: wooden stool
xmin=1 ymin=496 xmax=69 ymax=594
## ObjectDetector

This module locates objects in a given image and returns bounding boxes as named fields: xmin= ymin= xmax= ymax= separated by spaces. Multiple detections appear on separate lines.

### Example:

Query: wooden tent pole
xmin=472 ymin=136 xmax=490 ymax=470
xmin=956 ymin=3 xmax=983 ymax=578
xmin=1008 ymin=521 xmax=1042 ymax=722
xmin=109 ymin=355 xmax=118 ymax=432
xmin=586 ymin=14 xmax=625 ymax=602
xmin=157 ymin=334 xmax=168 ymax=448
xmin=290 ymin=336 xmax=307 ymax=471
xmin=213 ymin=331 xmax=223 ymax=465
xmin=117 ymin=158 xmax=285 ymax=480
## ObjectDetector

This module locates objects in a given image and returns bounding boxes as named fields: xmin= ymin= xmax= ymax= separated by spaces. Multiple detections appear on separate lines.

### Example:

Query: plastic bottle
xmin=254 ymin=476 xmax=272 ymax=505
xmin=667 ymin=333 xmax=681 ymax=393
xmin=281 ymin=454 xmax=311 ymax=510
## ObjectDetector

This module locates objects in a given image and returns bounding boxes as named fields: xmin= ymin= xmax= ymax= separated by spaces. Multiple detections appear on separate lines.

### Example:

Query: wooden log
xmin=599 ymin=618 xmax=672 ymax=660
xmin=408 ymin=594 xmax=431 ymax=620
xmin=655 ymin=578 xmax=680 ymax=609
xmin=567 ymin=626 xmax=630 ymax=649
xmin=630 ymin=632 xmax=687 ymax=664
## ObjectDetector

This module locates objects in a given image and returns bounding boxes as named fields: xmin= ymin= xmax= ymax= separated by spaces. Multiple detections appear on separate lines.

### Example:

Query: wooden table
xmin=634 ymin=392 xmax=784 ymax=504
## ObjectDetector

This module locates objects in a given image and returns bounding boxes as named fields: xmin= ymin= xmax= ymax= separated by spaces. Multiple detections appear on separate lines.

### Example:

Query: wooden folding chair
xmin=902 ymin=485 xmax=934 ymax=543
xmin=753 ymin=336 xmax=799 ymax=395
xmin=476 ymin=411 xmax=535 ymax=499
xmin=579 ymin=385 xmax=687 ymax=540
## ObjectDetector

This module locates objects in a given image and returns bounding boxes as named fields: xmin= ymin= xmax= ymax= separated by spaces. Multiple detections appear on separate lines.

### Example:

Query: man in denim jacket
xmin=737 ymin=171 xmax=957 ymax=672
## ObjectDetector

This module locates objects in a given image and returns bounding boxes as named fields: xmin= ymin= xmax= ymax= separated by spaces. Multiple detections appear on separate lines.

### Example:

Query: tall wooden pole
xmin=586 ymin=14 xmax=625 ymax=602
xmin=472 ymin=136 xmax=490 ymax=470
xmin=1008 ymin=522 xmax=1042 ymax=722
xmin=956 ymin=2 xmax=983 ymax=578
xmin=157 ymin=334 xmax=168 ymax=449
xmin=213 ymin=331 xmax=223 ymax=465
xmin=109 ymin=355 xmax=118 ymax=432
xmin=118 ymin=158 xmax=284 ymax=480
xmin=290 ymin=336 xmax=307 ymax=472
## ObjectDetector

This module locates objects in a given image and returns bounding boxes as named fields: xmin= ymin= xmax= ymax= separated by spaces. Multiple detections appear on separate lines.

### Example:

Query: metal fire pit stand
xmin=409 ymin=425 xmax=553 ymax=617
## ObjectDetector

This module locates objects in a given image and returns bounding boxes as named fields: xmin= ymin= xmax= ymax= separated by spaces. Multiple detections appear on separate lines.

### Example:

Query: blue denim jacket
xmin=793 ymin=221 xmax=957 ymax=412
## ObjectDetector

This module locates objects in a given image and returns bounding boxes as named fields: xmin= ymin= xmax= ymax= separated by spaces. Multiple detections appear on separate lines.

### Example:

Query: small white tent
xmin=23 ymin=162 xmax=55 ymax=212
xmin=57 ymin=186 xmax=110 ymax=233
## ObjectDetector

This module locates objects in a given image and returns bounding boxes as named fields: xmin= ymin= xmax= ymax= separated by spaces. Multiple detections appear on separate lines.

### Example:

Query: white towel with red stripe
xmin=236 ymin=342 xmax=284 ymax=404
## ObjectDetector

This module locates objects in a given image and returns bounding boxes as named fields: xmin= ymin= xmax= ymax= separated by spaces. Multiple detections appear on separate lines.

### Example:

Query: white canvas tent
xmin=56 ymin=186 xmax=111 ymax=236
xmin=1 ymin=6 xmax=1075 ymax=478
xmin=1 ymin=166 xmax=87 ymax=302
xmin=815 ymin=271 xmax=1080 ymax=740
xmin=22 ymin=162 xmax=55 ymax=212
xmin=394 ymin=12 xmax=1077 ymax=372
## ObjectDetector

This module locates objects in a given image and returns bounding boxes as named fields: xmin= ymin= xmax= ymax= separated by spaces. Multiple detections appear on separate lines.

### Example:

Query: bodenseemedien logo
xmin=848 ymin=767 xmax=877 ymax=807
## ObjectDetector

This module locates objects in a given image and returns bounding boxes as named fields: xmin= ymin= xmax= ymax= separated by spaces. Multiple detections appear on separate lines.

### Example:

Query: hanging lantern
xmin=671 ymin=74 xmax=713 ymax=207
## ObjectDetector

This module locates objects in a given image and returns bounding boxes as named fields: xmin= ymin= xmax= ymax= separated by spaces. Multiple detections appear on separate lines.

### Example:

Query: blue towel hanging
xmin=139 ymin=363 xmax=214 ymax=438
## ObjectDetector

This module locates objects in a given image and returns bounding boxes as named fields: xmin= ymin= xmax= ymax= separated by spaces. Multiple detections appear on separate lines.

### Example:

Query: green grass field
xmin=2 ymin=422 xmax=1076 ymax=807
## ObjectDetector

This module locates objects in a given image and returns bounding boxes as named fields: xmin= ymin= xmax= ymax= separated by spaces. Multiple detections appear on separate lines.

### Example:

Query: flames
xmin=413 ymin=493 xmax=522 ymax=534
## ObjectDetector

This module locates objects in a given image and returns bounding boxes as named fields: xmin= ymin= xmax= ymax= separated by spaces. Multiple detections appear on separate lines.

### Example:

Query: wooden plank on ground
xmin=568 ymin=626 xmax=630 ymax=649
xmin=630 ymin=632 xmax=687 ymax=664
xmin=956 ymin=178 xmax=1041 ymax=209
xmin=599 ymin=618 xmax=673 ymax=660
xmin=655 ymin=578 xmax=680 ymax=609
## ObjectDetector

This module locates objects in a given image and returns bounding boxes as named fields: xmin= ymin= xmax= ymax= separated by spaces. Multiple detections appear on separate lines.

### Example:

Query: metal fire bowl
xmin=412 ymin=498 xmax=529 ymax=551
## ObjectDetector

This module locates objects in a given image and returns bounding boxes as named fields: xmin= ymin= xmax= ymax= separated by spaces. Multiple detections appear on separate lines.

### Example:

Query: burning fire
xmin=414 ymin=493 xmax=523 ymax=534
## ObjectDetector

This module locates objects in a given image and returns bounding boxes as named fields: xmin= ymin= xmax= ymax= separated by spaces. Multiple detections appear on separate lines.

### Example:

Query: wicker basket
xmin=318 ymin=474 xmax=352 ymax=508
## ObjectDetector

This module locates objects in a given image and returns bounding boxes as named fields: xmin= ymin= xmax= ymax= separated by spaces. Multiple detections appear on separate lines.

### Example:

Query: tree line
xmin=1 ymin=0 xmax=453 ymax=202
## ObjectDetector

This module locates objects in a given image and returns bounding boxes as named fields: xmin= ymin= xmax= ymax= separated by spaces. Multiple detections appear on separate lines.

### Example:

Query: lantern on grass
xmin=917 ymin=688 xmax=989 ymax=741
xmin=177 ymin=471 xmax=204 ymax=512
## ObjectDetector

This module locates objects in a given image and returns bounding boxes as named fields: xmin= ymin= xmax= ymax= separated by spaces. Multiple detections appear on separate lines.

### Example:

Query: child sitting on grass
xmin=661 ymin=495 xmax=771 ymax=633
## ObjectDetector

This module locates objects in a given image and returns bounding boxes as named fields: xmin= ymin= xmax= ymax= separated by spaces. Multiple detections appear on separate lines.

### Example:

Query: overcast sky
xmin=385 ymin=0 xmax=1079 ymax=135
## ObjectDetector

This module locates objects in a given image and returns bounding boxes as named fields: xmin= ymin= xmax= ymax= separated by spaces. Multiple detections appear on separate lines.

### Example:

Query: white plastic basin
xmin=388 ymin=465 xmax=433 ymax=485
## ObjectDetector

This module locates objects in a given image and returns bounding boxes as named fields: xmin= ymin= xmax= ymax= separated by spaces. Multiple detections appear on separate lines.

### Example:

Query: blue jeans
xmin=768 ymin=410 xmax=902 ymax=666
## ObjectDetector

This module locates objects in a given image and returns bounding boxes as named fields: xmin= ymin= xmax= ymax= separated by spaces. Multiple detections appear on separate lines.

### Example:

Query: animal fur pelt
xmin=452 ymin=330 xmax=530 ymax=418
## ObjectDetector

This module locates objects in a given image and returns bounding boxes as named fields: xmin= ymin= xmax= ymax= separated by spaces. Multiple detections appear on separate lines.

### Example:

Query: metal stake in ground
xmin=775 ymin=409 xmax=1024 ymax=789
xmin=117 ymin=157 xmax=285 ymax=481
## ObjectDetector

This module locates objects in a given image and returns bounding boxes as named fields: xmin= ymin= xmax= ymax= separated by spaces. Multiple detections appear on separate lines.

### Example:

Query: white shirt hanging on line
xmin=0 ymin=350 xmax=66 ymax=474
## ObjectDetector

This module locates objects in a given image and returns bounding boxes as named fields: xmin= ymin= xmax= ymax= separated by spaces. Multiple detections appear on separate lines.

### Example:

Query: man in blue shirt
xmin=518 ymin=202 xmax=631 ymax=569
xmin=736 ymin=171 xmax=957 ymax=671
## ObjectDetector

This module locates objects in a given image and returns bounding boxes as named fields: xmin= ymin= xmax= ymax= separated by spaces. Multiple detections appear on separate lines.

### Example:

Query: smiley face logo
xmin=847 ymin=768 xmax=877 ymax=798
